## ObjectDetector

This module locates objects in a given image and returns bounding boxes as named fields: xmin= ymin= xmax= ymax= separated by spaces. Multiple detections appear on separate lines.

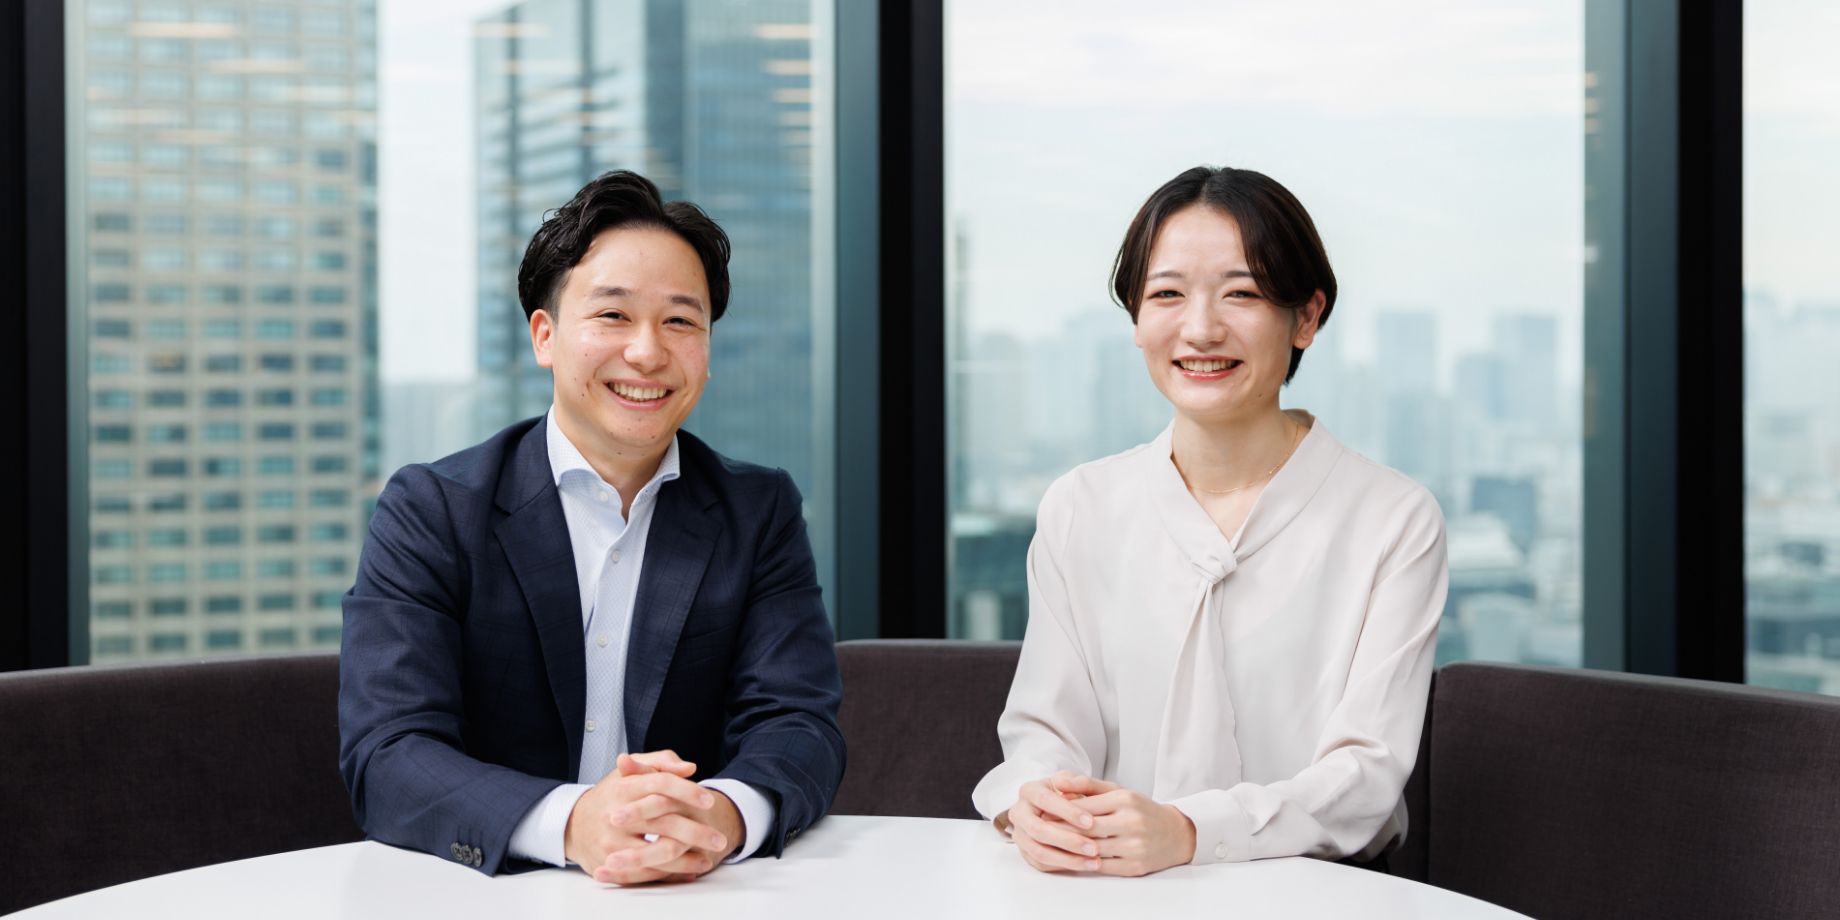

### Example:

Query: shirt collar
xmin=545 ymin=407 xmax=681 ymax=495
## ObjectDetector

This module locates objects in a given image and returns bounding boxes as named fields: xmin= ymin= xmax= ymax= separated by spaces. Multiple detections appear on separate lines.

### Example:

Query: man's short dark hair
xmin=1110 ymin=166 xmax=1337 ymax=383
xmin=517 ymin=170 xmax=732 ymax=322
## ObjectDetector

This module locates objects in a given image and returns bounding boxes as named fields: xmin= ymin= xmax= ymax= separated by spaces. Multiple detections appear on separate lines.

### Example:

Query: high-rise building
xmin=474 ymin=0 xmax=819 ymax=502
xmin=78 ymin=0 xmax=379 ymax=661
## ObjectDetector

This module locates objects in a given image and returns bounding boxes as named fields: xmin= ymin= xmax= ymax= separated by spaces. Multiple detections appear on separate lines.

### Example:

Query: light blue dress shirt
xmin=506 ymin=409 xmax=775 ymax=867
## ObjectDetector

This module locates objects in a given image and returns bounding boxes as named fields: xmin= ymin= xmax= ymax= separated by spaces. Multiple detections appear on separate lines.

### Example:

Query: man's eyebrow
xmin=587 ymin=285 xmax=629 ymax=299
xmin=667 ymin=293 xmax=706 ymax=310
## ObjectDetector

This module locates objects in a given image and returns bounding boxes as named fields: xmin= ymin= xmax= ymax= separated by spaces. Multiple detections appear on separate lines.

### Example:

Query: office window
xmin=206 ymin=631 xmax=244 ymax=651
xmin=1745 ymin=1 xmax=1840 ymax=696
xmin=146 ymin=528 xmax=187 ymax=547
xmin=148 ymin=634 xmax=187 ymax=653
xmin=256 ymin=559 xmax=297 ymax=578
xmin=69 ymin=0 xmax=833 ymax=662
xmin=202 ymin=492 xmax=242 ymax=512
xmin=258 ymin=593 xmax=297 ymax=612
xmin=147 ymin=563 xmax=187 ymax=583
xmin=94 ymin=601 xmax=132 ymax=620
xmin=204 ymin=422 xmax=243 ymax=442
xmin=149 ymin=599 xmax=187 ymax=617
xmin=146 ymin=283 xmax=186 ymax=305
xmin=258 ymin=628 xmax=298 ymax=649
xmin=204 ymin=525 xmax=242 ymax=545
xmin=206 ymin=596 xmax=244 ymax=614
xmin=92 ymin=530 xmax=133 ymax=549
xmin=204 ymin=561 xmax=243 ymax=581
xmin=943 ymin=1 xmax=1586 ymax=663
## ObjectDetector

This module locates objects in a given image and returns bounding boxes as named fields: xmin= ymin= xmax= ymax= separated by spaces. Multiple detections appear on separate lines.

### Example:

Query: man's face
xmin=531 ymin=225 xmax=712 ymax=464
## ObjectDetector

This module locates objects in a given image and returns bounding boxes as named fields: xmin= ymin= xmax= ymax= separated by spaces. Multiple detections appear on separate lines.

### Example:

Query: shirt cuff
xmin=701 ymin=778 xmax=775 ymax=863
xmin=507 ymin=782 xmax=592 ymax=867
xmin=1168 ymin=788 xmax=1254 ymax=865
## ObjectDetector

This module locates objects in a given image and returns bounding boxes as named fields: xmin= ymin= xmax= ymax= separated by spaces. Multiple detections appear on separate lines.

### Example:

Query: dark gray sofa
xmin=4 ymin=642 xmax=1837 ymax=918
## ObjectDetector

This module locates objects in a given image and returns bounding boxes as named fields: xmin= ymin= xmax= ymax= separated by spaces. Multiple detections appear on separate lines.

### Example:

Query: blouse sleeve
xmin=1168 ymin=489 xmax=1448 ymax=863
xmin=970 ymin=482 xmax=1110 ymax=822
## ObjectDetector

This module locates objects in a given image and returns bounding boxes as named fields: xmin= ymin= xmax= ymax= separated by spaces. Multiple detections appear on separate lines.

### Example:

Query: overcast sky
xmin=375 ymin=0 xmax=1840 ymax=384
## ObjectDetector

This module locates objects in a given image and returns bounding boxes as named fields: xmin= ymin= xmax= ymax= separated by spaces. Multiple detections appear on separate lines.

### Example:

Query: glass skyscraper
xmin=76 ymin=0 xmax=379 ymax=661
xmin=473 ymin=0 xmax=820 ymax=509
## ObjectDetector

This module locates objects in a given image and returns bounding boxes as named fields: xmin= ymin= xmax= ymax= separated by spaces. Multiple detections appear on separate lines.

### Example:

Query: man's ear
xmin=529 ymin=307 xmax=555 ymax=369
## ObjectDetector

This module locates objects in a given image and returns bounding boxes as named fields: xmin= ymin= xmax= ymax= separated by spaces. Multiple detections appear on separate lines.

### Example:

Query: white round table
xmin=15 ymin=816 xmax=1527 ymax=919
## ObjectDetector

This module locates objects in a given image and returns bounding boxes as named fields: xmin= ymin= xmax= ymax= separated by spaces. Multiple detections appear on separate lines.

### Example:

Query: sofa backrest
xmin=0 ymin=654 xmax=360 ymax=915
xmin=1426 ymin=662 xmax=1840 ymax=920
xmin=830 ymin=639 xmax=1020 ymax=819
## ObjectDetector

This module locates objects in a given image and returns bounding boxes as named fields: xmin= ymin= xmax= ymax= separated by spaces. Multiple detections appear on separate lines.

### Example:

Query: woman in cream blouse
xmin=972 ymin=166 xmax=1449 ymax=877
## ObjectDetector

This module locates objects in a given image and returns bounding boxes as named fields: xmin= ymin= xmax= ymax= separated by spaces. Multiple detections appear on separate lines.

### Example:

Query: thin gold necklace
xmin=1196 ymin=419 xmax=1304 ymax=496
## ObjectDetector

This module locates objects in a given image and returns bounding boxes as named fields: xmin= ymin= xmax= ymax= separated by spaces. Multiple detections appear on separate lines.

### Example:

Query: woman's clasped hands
xmin=1003 ymin=771 xmax=1197 ymax=877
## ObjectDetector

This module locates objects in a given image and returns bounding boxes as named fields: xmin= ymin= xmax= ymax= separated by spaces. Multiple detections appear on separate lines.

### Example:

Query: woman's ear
xmin=1292 ymin=291 xmax=1326 ymax=350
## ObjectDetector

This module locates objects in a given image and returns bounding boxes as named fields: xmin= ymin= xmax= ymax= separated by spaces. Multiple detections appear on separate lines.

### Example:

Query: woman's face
xmin=1133 ymin=204 xmax=1323 ymax=425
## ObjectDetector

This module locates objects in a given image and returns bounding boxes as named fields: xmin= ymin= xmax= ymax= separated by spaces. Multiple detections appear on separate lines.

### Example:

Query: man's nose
xmin=624 ymin=324 xmax=667 ymax=372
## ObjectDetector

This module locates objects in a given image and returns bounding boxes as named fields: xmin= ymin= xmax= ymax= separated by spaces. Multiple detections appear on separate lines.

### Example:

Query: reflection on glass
xmin=1744 ymin=0 xmax=1840 ymax=696
xmin=945 ymin=0 xmax=1586 ymax=671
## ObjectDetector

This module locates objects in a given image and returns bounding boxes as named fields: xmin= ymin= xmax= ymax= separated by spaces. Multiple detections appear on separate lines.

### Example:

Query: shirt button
xmin=1214 ymin=843 xmax=1228 ymax=860
xmin=596 ymin=634 xmax=609 ymax=648
xmin=610 ymin=549 xmax=622 ymax=563
xmin=595 ymin=491 xmax=609 ymax=503
xmin=585 ymin=720 xmax=597 ymax=733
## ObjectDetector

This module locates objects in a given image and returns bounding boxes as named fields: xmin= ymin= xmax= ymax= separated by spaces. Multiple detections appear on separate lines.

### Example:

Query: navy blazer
xmin=338 ymin=417 xmax=845 ymax=875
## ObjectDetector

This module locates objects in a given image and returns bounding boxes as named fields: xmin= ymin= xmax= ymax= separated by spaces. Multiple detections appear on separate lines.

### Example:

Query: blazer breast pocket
xmin=679 ymin=603 xmax=742 ymax=645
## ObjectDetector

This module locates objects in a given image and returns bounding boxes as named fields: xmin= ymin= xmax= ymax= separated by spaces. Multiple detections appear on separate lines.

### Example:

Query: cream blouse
xmin=971 ymin=412 xmax=1448 ymax=865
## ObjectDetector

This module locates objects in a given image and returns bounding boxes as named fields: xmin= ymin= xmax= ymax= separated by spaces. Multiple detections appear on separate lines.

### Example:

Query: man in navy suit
xmin=338 ymin=171 xmax=844 ymax=885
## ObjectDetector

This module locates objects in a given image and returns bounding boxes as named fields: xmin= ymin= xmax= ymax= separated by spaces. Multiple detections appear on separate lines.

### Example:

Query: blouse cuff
xmin=1168 ymin=788 xmax=1253 ymax=865
xmin=970 ymin=759 xmax=1060 ymax=824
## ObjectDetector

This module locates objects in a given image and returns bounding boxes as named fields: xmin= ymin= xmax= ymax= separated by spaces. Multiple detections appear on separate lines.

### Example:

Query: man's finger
xmin=624 ymin=750 xmax=697 ymax=777
xmin=603 ymin=836 xmax=692 ymax=873
xmin=1024 ymin=781 xmax=1095 ymax=830
xmin=634 ymin=812 xmax=728 ymax=854
xmin=1013 ymin=805 xmax=1098 ymax=858
xmin=611 ymin=792 xmax=692 ymax=826
xmin=592 ymin=861 xmax=672 ymax=886
xmin=629 ymin=771 xmax=717 ymax=810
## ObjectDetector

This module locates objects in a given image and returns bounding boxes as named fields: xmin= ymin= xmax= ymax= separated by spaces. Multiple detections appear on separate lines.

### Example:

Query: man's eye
xmin=597 ymin=311 xmax=626 ymax=321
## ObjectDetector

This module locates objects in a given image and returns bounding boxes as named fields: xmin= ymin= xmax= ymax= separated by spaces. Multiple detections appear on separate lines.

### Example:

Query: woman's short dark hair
xmin=1111 ymin=166 xmax=1336 ymax=383
xmin=517 ymin=170 xmax=732 ymax=322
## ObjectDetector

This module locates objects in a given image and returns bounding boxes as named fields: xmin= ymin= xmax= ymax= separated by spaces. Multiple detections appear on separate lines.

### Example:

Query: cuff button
xmin=1214 ymin=843 xmax=1228 ymax=861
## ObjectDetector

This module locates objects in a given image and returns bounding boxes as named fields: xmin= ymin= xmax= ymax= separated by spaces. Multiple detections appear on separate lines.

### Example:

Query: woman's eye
xmin=1148 ymin=289 xmax=1180 ymax=300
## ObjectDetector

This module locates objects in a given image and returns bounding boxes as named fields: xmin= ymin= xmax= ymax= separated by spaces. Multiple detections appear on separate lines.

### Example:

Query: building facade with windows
xmin=78 ymin=0 xmax=378 ymax=661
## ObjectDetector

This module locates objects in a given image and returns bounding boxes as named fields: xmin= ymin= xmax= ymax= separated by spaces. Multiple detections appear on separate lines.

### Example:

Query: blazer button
xmin=450 ymin=843 xmax=463 ymax=860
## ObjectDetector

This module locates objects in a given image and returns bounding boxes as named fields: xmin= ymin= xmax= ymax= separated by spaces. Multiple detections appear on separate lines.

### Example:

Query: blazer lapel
xmin=493 ymin=423 xmax=589 ymax=775
xmin=623 ymin=466 xmax=718 ymax=753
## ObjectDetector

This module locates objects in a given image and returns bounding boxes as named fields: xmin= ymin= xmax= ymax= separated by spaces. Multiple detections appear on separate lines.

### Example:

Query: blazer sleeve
xmin=707 ymin=470 xmax=846 ymax=857
xmin=1168 ymin=489 xmax=1448 ymax=863
xmin=338 ymin=465 xmax=559 ymax=875
xmin=970 ymin=479 xmax=1110 ymax=822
